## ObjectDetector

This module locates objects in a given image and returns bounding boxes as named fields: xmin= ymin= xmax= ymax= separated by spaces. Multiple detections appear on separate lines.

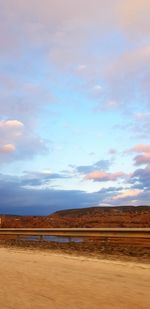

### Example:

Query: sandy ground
xmin=0 ymin=247 xmax=149 ymax=309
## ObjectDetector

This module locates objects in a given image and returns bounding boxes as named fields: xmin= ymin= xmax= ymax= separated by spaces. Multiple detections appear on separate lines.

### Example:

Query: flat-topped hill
xmin=53 ymin=206 xmax=150 ymax=218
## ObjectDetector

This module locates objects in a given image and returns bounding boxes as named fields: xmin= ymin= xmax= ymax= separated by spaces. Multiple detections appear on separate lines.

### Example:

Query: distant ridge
xmin=0 ymin=214 xmax=22 ymax=217
xmin=1 ymin=205 xmax=150 ymax=228
xmin=53 ymin=206 xmax=150 ymax=218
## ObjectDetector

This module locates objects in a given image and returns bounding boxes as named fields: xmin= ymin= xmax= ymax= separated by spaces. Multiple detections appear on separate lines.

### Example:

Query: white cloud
xmin=0 ymin=120 xmax=24 ymax=129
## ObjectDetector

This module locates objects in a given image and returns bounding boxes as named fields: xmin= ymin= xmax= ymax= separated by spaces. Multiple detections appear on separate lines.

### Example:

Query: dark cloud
xmin=22 ymin=171 xmax=72 ymax=186
xmin=0 ymin=173 xmax=121 ymax=215
xmin=0 ymin=172 xmax=149 ymax=215
xmin=130 ymin=167 xmax=150 ymax=190
xmin=75 ymin=160 xmax=110 ymax=174
xmin=0 ymin=175 xmax=99 ymax=215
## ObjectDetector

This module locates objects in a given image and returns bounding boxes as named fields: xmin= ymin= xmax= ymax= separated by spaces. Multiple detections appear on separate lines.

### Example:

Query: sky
xmin=0 ymin=0 xmax=150 ymax=215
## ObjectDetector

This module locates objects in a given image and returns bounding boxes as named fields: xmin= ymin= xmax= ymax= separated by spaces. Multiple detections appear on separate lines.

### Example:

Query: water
xmin=18 ymin=235 xmax=84 ymax=243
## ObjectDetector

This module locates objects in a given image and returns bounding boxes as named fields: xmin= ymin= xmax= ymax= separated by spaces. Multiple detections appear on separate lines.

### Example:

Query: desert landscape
xmin=0 ymin=0 xmax=150 ymax=308
xmin=1 ymin=206 xmax=150 ymax=228
xmin=1 ymin=206 xmax=150 ymax=259
xmin=0 ymin=206 xmax=150 ymax=262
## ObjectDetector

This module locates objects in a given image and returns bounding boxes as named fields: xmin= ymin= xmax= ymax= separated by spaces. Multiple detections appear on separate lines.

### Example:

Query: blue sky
xmin=0 ymin=0 xmax=149 ymax=215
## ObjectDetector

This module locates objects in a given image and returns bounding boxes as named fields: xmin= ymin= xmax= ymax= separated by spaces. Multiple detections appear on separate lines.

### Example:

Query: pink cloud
xmin=0 ymin=0 xmax=149 ymax=115
xmin=0 ymin=144 xmax=16 ymax=153
xmin=127 ymin=144 xmax=150 ymax=165
xmin=100 ymin=44 xmax=150 ymax=112
xmin=134 ymin=154 xmax=150 ymax=166
xmin=106 ymin=44 xmax=150 ymax=84
xmin=112 ymin=189 xmax=142 ymax=201
xmin=129 ymin=144 xmax=150 ymax=154
xmin=118 ymin=0 xmax=150 ymax=39
xmin=85 ymin=171 xmax=126 ymax=182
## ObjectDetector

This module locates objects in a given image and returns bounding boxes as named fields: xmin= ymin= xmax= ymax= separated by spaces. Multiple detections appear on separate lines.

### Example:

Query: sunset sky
xmin=0 ymin=0 xmax=149 ymax=215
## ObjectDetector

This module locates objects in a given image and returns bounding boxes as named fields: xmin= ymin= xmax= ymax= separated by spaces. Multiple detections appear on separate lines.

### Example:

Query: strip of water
xmin=17 ymin=235 xmax=84 ymax=243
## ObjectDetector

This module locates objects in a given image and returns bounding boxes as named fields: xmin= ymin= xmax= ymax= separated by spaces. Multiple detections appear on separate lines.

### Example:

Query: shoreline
xmin=0 ymin=238 xmax=150 ymax=264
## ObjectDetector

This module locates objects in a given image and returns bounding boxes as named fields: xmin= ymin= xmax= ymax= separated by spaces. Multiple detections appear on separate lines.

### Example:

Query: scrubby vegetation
xmin=1 ymin=206 xmax=150 ymax=228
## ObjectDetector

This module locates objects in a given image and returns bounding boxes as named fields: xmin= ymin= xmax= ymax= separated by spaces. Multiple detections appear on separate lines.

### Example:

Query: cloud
xmin=0 ymin=171 xmax=148 ymax=215
xmin=0 ymin=74 xmax=53 ymax=165
xmin=0 ymin=1 xmax=149 ymax=213
xmin=0 ymin=173 xmax=100 ymax=215
xmin=130 ymin=166 xmax=150 ymax=190
xmin=127 ymin=144 xmax=150 ymax=166
xmin=0 ymin=119 xmax=24 ymax=138
xmin=0 ymin=80 xmax=53 ymax=124
xmin=0 ymin=119 xmax=48 ymax=164
xmin=134 ymin=154 xmax=150 ymax=166
xmin=75 ymin=160 xmax=110 ymax=174
xmin=129 ymin=144 xmax=150 ymax=153
xmin=104 ymin=45 xmax=150 ymax=106
xmin=0 ymin=144 xmax=16 ymax=154
xmin=112 ymin=189 xmax=142 ymax=201
xmin=0 ymin=120 xmax=24 ymax=129
xmin=0 ymin=0 xmax=117 ymax=57
xmin=0 ymin=0 xmax=149 ymax=116
xmin=22 ymin=170 xmax=72 ymax=187
xmin=108 ymin=188 xmax=150 ymax=206
xmin=118 ymin=0 xmax=150 ymax=39
xmin=130 ymin=114 xmax=150 ymax=138
xmin=85 ymin=171 xmax=127 ymax=182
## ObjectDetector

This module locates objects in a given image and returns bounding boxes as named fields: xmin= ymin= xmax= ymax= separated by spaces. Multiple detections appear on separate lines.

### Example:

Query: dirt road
xmin=0 ymin=247 xmax=149 ymax=309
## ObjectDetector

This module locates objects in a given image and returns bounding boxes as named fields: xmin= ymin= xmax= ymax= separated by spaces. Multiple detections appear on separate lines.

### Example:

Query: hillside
xmin=1 ymin=206 xmax=150 ymax=228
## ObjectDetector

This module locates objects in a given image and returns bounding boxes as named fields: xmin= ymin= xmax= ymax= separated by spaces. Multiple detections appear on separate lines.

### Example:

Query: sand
xmin=0 ymin=247 xmax=149 ymax=309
